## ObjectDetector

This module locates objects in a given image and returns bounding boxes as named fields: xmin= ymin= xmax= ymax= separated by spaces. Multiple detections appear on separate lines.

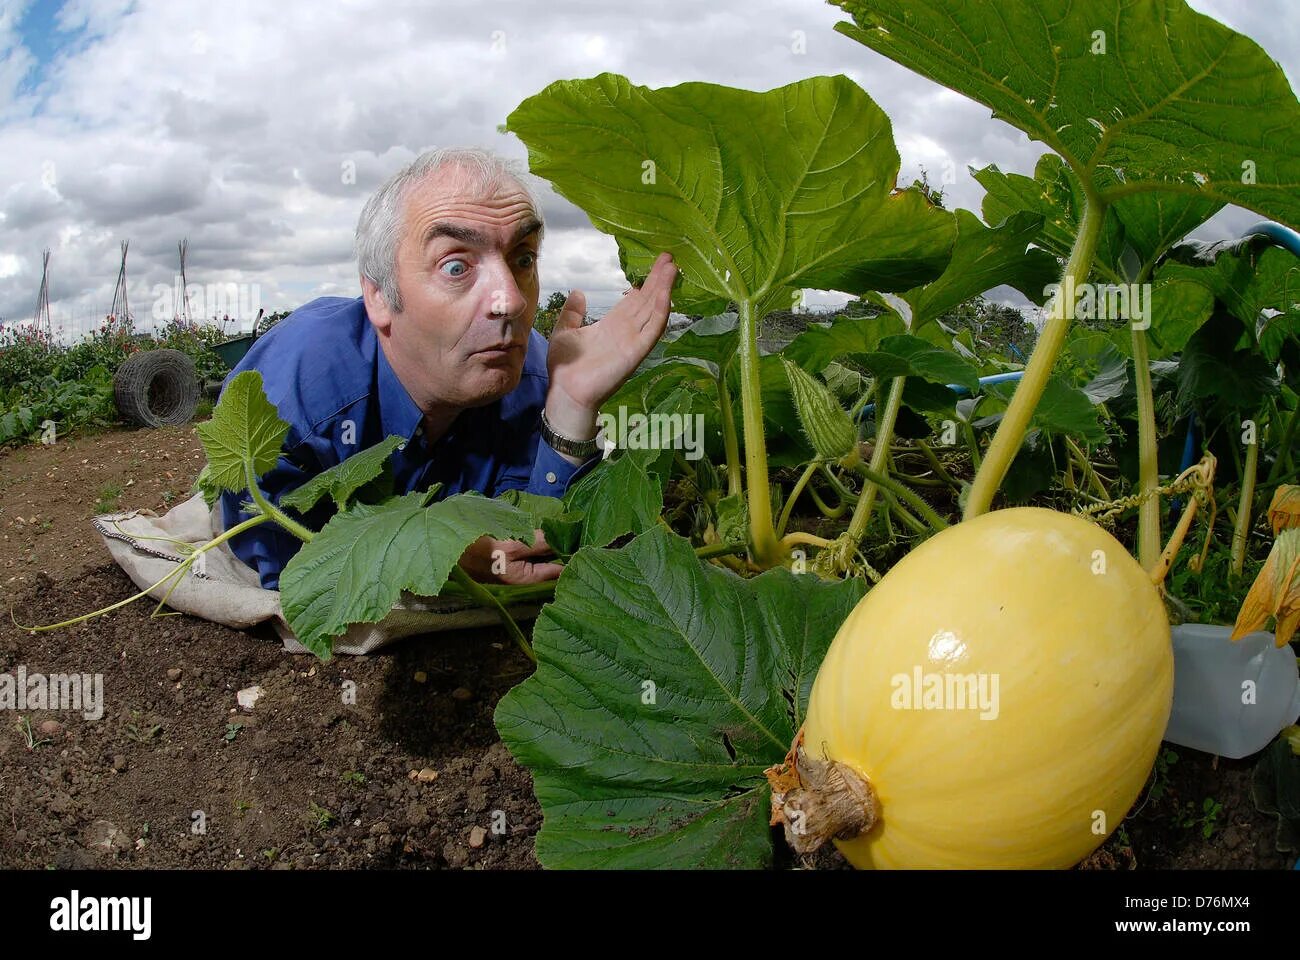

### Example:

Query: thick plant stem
xmin=915 ymin=439 xmax=961 ymax=488
xmin=736 ymin=300 xmax=782 ymax=566
xmin=965 ymin=192 xmax=1107 ymax=518
xmin=846 ymin=376 xmax=906 ymax=544
xmin=963 ymin=420 xmax=982 ymax=471
xmin=1130 ymin=322 xmax=1161 ymax=571
xmin=1065 ymin=435 xmax=1109 ymax=500
xmin=245 ymin=460 xmax=314 ymax=542
xmin=886 ymin=492 xmax=929 ymax=536
xmin=717 ymin=365 xmax=743 ymax=498
xmin=851 ymin=461 xmax=949 ymax=532
xmin=777 ymin=461 xmax=821 ymax=539
xmin=1231 ymin=438 xmax=1259 ymax=576
xmin=808 ymin=470 xmax=847 ymax=519
xmin=448 ymin=565 xmax=536 ymax=664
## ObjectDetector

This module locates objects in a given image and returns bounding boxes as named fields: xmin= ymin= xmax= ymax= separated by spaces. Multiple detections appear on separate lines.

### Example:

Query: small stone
xmin=236 ymin=685 xmax=265 ymax=711
xmin=416 ymin=767 xmax=439 ymax=783
xmin=469 ymin=826 xmax=487 ymax=848
xmin=413 ymin=671 xmax=427 ymax=684
xmin=83 ymin=819 xmax=130 ymax=853
xmin=37 ymin=720 xmax=62 ymax=736
xmin=407 ymin=769 xmax=419 ymax=781
xmin=451 ymin=687 xmax=472 ymax=702
xmin=111 ymin=754 xmax=127 ymax=772
xmin=166 ymin=668 xmax=182 ymax=682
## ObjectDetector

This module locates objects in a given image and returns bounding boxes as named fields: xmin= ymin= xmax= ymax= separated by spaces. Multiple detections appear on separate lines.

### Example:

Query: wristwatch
xmin=540 ymin=410 xmax=599 ymax=459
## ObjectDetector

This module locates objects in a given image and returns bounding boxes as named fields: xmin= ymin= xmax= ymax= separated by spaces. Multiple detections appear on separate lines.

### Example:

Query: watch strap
xmin=540 ymin=410 xmax=599 ymax=459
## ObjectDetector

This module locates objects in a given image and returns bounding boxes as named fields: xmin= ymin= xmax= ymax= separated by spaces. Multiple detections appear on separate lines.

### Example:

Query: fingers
xmin=499 ymin=558 xmax=566 ymax=585
xmin=511 ymin=528 xmax=555 ymax=559
xmin=552 ymin=289 xmax=587 ymax=334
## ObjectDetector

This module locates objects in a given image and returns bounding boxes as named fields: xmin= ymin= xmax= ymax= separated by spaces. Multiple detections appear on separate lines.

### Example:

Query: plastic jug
xmin=1164 ymin=623 xmax=1300 ymax=759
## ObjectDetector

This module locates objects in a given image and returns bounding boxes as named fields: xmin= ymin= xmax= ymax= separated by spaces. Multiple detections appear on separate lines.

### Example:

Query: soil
xmin=0 ymin=426 xmax=1294 ymax=870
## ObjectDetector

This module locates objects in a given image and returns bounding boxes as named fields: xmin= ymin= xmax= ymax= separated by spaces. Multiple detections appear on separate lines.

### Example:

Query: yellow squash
xmin=799 ymin=507 xmax=1173 ymax=868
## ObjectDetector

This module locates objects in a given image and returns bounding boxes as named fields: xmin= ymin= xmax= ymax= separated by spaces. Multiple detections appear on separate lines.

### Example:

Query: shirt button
xmin=545 ymin=471 xmax=558 ymax=484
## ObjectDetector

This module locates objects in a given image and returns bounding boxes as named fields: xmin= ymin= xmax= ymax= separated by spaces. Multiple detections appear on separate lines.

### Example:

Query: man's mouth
xmin=472 ymin=344 xmax=524 ymax=363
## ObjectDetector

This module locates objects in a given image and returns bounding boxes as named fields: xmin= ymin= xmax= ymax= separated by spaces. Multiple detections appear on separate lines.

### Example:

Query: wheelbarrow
xmin=113 ymin=308 xmax=266 ymax=428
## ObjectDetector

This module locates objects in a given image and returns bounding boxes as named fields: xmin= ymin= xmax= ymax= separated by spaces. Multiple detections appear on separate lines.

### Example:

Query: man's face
xmin=365 ymin=165 xmax=541 ymax=410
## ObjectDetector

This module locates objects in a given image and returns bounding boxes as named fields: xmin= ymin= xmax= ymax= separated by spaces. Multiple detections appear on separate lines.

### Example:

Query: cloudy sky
xmin=1 ymin=0 xmax=1296 ymax=339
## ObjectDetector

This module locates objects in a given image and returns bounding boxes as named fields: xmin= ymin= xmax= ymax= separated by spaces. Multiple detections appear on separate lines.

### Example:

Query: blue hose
xmin=856 ymin=370 xmax=1024 ymax=420
xmin=1241 ymin=221 xmax=1300 ymax=258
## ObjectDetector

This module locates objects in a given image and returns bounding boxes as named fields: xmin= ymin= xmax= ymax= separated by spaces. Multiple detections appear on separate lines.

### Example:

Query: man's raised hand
xmin=542 ymin=252 xmax=677 ymax=445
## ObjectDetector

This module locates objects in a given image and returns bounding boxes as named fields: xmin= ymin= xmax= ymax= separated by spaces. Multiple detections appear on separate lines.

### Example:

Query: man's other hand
xmin=458 ymin=530 xmax=563 ymax=584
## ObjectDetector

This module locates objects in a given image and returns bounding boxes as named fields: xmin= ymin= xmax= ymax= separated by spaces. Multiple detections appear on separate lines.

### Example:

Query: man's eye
xmin=517 ymin=251 xmax=539 ymax=269
xmin=440 ymin=259 xmax=469 ymax=278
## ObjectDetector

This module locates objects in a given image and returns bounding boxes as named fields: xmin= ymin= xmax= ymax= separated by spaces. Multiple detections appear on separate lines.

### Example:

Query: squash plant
xmin=492 ymin=0 xmax=1300 ymax=869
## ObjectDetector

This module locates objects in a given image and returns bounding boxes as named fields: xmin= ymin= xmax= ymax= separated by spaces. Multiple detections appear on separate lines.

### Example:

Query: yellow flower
xmin=1267 ymin=485 xmax=1300 ymax=537
xmin=1231 ymin=528 xmax=1300 ymax=648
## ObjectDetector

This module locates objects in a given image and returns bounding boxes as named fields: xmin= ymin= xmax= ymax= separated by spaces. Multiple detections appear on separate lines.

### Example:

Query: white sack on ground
xmin=92 ymin=492 xmax=537 ymax=655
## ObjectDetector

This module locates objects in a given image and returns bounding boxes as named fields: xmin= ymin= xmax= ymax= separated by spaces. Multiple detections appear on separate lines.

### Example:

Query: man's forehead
xmin=404 ymin=171 xmax=542 ymax=251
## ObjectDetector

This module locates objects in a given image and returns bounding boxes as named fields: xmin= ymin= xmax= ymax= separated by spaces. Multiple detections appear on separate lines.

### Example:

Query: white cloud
xmin=0 ymin=0 xmax=1294 ymax=335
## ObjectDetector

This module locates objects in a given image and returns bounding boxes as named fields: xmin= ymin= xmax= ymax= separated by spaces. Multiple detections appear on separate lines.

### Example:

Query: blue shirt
xmin=219 ymin=296 xmax=594 ymax=589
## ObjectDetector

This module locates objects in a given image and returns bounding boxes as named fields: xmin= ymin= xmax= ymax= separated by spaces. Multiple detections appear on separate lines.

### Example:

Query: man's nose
xmin=486 ymin=263 xmax=528 ymax=338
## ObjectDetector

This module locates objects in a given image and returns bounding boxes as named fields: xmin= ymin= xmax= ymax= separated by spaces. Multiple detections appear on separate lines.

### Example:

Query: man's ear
xmin=361 ymin=275 xmax=394 ymax=333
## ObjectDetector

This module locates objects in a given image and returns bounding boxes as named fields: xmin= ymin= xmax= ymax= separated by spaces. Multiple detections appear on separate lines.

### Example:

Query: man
xmin=219 ymin=146 xmax=677 ymax=589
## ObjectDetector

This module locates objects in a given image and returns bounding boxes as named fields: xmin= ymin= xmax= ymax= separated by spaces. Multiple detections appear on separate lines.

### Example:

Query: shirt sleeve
xmin=219 ymin=444 xmax=331 ymax=591
xmin=512 ymin=436 xmax=600 ymax=498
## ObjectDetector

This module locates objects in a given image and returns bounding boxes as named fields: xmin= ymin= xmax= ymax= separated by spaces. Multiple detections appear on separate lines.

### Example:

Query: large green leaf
xmin=781 ymin=311 xmax=906 ymax=374
xmin=279 ymin=491 xmax=535 ymax=658
xmin=662 ymin=313 xmax=740 ymax=372
xmin=1161 ymin=242 xmax=1300 ymax=343
xmin=561 ymin=450 xmax=664 ymax=549
xmin=834 ymin=0 xmax=1300 ymax=230
xmin=505 ymin=73 xmax=956 ymax=317
xmin=976 ymin=154 xmax=1220 ymax=287
xmin=858 ymin=334 xmax=981 ymax=391
xmin=975 ymin=155 xmax=1117 ymax=266
xmin=904 ymin=210 xmax=1059 ymax=326
xmin=986 ymin=375 xmax=1107 ymax=443
xmin=1174 ymin=306 xmax=1281 ymax=420
xmin=196 ymin=370 xmax=290 ymax=493
xmin=494 ymin=527 xmax=865 ymax=869
xmin=279 ymin=435 xmax=405 ymax=514
xmin=562 ymin=385 xmax=703 ymax=548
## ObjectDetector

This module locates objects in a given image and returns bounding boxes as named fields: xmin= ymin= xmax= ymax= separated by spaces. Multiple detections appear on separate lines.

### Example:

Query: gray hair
xmin=355 ymin=146 xmax=544 ymax=312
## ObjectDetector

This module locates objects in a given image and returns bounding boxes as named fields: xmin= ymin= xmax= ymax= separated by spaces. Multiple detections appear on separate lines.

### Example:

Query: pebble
xmin=166 ymin=668 xmax=182 ymax=682
xmin=451 ymin=687 xmax=472 ymax=702
xmin=236 ymin=685 xmax=265 ymax=711
xmin=468 ymin=826 xmax=487 ymax=848
xmin=413 ymin=671 xmax=427 ymax=684
xmin=416 ymin=767 xmax=439 ymax=783
xmin=111 ymin=754 xmax=127 ymax=772
xmin=37 ymin=720 xmax=62 ymax=737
